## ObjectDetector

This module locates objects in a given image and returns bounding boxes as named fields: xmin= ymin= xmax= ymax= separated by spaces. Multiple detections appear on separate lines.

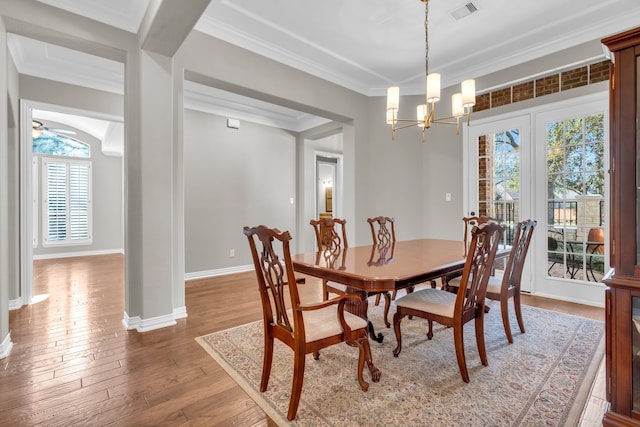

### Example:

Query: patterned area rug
xmin=196 ymin=300 xmax=604 ymax=427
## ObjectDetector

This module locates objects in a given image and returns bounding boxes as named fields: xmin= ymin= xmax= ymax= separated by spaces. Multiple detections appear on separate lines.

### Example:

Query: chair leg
xmin=427 ymin=320 xmax=434 ymax=340
xmin=392 ymin=312 xmax=405 ymax=357
xmin=382 ymin=292 xmax=391 ymax=328
xmin=287 ymin=349 xmax=306 ymax=421
xmin=475 ymin=315 xmax=488 ymax=367
xmin=500 ymin=297 xmax=514 ymax=344
xmin=513 ymin=292 xmax=526 ymax=334
xmin=391 ymin=290 xmax=397 ymax=300
xmin=453 ymin=324 xmax=469 ymax=383
xmin=260 ymin=335 xmax=274 ymax=392
xmin=374 ymin=293 xmax=381 ymax=306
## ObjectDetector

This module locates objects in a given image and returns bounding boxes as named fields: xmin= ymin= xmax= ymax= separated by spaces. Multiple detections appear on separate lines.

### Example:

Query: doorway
xmin=18 ymin=100 xmax=124 ymax=308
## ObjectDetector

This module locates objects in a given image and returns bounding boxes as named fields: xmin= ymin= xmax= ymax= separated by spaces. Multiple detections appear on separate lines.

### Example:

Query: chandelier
xmin=386 ymin=0 xmax=475 ymax=142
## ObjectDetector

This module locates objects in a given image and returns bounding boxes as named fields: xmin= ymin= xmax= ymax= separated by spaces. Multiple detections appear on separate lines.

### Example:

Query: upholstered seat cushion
xmin=395 ymin=288 xmax=456 ymax=318
xmin=287 ymin=306 xmax=368 ymax=343
xmin=448 ymin=275 xmax=504 ymax=295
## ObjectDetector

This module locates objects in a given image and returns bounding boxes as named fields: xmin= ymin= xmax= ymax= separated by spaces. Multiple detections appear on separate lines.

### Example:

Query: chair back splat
xmin=486 ymin=219 xmax=537 ymax=343
xmin=392 ymin=221 xmax=504 ymax=383
xmin=244 ymin=225 xmax=380 ymax=420
xmin=368 ymin=216 xmax=396 ymax=247
xmin=310 ymin=217 xmax=347 ymax=251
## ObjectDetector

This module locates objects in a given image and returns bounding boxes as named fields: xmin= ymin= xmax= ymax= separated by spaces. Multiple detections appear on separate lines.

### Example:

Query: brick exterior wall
xmin=474 ymin=93 xmax=490 ymax=112
xmin=590 ymin=61 xmax=610 ymax=83
xmin=491 ymin=88 xmax=511 ymax=107
xmin=535 ymin=74 xmax=560 ymax=96
xmin=561 ymin=66 xmax=588 ymax=91
xmin=473 ymin=60 xmax=611 ymax=111
xmin=512 ymin=81 xmax=534 ymax=102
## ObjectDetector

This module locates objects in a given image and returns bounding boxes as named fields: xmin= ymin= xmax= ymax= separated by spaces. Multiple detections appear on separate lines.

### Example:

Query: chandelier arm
xmin=392 ymin=121 xmax=425 ymax=132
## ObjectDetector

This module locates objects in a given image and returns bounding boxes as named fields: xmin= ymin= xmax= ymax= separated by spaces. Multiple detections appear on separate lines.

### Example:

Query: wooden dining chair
xmin=367 ymin=216 xmax=396 ymax=327
xmin=311 ymin=217 xmax=394 ymax=328
xmin=310 ymin=217 xmax=349 ymax=301
xmin=243 ymin=225 xmax=379 ymax=421
xmin=392 ymin=221 xmax=504 ymax=383
xmin=441 ymin=215 xmax=498 ymax=289
xmin=448 ymin=219 xmax=537 ymax=343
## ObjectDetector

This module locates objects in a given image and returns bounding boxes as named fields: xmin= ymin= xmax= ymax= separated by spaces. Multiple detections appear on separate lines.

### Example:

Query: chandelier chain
xmin=424 ymin=0 xmax=429 ymax=77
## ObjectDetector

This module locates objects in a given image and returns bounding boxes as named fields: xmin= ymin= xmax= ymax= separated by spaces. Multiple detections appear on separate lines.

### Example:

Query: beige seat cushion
xmin=485 ymin=276 xmax=503 ymax=295
xmin=287 ymin=306 xmax=368 ymax=343
xmin=395 ymin=288 xmax=456 ymax=319
xmin=449 ymin=275 xmax=503 ymax=295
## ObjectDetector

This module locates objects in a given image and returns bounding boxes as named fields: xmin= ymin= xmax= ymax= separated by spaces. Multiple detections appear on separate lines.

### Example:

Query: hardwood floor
xmin=0 ymin=254 xmax=605 ymax=426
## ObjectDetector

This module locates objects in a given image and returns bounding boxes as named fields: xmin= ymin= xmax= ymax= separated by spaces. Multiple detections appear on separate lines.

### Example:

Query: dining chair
xmin=367 ymin=216 xmax=397 ymax=327
xmin=448 ymin=219 xmax=537 ymax=343
xmin=441 ymin=215 xmax=498 ymax=289
xmin=311 ymin=217 xmax=394 ymax=328
xmin=392 ymin=221 xmax=504 ymax=383
xmin=243 ymin=225 xmax=379 ymax=421
xmin=310 ymin=217 xmax=349 ymax=301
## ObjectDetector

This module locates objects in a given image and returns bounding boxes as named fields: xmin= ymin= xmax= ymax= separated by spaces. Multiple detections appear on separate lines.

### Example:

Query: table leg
xmin=344 ymin=287 xmax=384 ymax=343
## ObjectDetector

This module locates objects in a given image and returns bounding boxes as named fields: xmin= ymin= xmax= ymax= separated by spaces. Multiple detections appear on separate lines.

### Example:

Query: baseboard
xmin=534 ymin=291 xmax=606 ymax=308
xmin=122 ymin=306 xmax=187 ymax=332
xmin=185 ymin=264 xmax=253 ymax=281
xmin=9 ymin=298 xmax=23 ymax=310
xmin=0 ymin=333 xmax=13 ymax=359
xmin=33 ymin=248 xmax=124 ymax=260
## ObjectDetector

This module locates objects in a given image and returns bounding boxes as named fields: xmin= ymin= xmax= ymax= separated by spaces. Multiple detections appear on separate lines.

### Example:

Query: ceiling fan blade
xmin=49 ymin=128 xmax=77 ymax=135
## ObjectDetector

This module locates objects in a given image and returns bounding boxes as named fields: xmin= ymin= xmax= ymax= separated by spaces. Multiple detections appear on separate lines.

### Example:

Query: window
xmin=42 ymin=159 xmax=92 ymax=246
xmin=34 ymin=129 xmax=92 ymax=247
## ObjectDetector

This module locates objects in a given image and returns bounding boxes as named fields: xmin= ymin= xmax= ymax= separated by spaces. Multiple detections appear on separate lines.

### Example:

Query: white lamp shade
xmin=386 ymin=109 xmax=395 ymax=124
xmin=426 ymin=73 xmax=441 ymax=102
xmin=387 ymin=86 xmax=400 ymax=111
xmin=416 ymin=104 xmax=427 ymax=127
xmin=452 ymin=93 xmax=464 ymax=117
xmin=461 ymin=79 xmax=476 ymax=107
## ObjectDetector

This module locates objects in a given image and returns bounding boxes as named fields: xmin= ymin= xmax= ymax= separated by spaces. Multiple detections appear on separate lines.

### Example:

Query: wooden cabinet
xmin=602 ymin=27 xmax=640 ymax=426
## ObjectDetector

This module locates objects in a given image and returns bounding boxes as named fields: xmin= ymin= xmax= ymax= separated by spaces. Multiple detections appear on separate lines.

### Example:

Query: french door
xmin=465 ymin=93 xmax=608 ymax=306
xmin=465 ymin=115 xmax=532 ymax=290
xmin=533 ymin=98 xmax=608 ymax=306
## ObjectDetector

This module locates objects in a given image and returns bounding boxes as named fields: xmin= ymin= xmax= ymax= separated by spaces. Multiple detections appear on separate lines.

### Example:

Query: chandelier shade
xmin=386 ymin=0 xmax=475 ymax=142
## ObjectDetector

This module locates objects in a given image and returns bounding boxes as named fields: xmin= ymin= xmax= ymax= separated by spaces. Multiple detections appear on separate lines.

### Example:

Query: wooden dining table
xmin=292 ymin=238 xmax=510 ymax=343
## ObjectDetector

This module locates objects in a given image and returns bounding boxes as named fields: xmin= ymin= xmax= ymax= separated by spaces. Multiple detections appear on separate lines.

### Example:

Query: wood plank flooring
xmin=0 ymin=254 xmax=605 ymax=426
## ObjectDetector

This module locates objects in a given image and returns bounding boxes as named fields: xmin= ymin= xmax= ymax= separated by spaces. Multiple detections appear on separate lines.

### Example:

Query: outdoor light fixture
xmin=386 ymin=0 xmax=475 ymax=142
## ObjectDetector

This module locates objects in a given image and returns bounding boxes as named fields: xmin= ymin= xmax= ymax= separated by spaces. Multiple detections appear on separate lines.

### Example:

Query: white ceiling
xmin=9 ymin=0 xmax=640 ymax=138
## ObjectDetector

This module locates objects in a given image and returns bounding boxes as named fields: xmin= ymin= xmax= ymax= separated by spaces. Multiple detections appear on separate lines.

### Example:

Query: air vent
xmin=449 ymin=2 xmax=478 ymax=20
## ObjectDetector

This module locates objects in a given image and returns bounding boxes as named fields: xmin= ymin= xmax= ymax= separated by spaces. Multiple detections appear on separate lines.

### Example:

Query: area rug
xmin=196 ymin=300 xmax=604 ymax=427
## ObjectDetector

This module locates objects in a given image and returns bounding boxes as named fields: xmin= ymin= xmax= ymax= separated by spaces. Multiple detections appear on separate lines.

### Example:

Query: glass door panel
xmin=545 ymin=113 xmax=605 ymax=282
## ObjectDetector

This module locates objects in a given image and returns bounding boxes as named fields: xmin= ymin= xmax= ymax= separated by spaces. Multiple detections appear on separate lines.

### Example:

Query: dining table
xmin=292 ymin=238 xmax=510 ymax=343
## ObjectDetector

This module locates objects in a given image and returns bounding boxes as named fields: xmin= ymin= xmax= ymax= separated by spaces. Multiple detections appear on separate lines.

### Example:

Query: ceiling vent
xmin=449 ymin=2 xmax=478 ymax=20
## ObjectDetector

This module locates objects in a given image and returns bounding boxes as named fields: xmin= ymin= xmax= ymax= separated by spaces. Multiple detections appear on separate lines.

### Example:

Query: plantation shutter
xmin=44 ymin=159 xmax=92 ymax=246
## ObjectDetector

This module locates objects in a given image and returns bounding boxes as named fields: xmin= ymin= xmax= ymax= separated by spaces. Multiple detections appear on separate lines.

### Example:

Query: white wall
xmin=183 ymin=109 xmax=297 ymax=274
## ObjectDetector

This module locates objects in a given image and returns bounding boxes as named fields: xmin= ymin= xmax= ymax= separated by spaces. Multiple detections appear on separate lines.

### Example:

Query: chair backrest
xmin=367 ymin=216 xmax=396 ymax=247
xmin=456 ymin=221 xmax=504 ymax=315
xmin=310 ymin=217 xmax=348 ymax=251
xmin=244 ymin=225 xmax=301 ymax=338
xmin=500 ymin=219 xmax=536 ymax=293
xmin=587 ymin=227 xmax=605 ymax=254
xmin=462 ymin=215 xmax=499 ymax=257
